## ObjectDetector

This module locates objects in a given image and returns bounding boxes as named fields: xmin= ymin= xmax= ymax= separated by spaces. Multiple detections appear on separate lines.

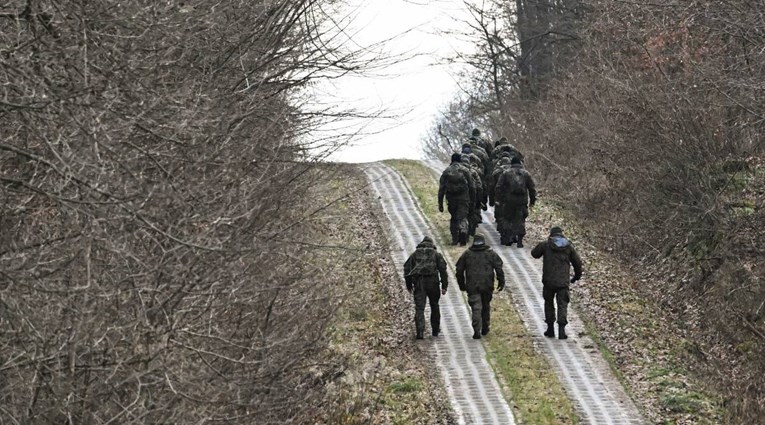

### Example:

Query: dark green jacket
xmin=455 ymin=243 xmax=505 ymax=294
xmin=531 ymin=235 xmax=583 ymax=289
xmin=404 ymin=238 xmax=448 ymax=289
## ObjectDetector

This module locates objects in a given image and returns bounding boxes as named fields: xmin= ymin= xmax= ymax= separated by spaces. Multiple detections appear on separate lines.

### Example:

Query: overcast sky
xmin=317 ymin=0 xmax=472 ymax=163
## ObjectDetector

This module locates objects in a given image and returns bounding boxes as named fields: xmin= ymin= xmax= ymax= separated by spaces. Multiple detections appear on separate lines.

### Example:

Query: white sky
xmin=317 ymin=0 xmax=473 ymax=163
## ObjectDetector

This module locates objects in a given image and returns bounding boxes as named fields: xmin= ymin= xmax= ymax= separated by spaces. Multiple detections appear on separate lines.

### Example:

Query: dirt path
xmin=421 ymin=160 xmax=645 ymax=424
xmin=364 ymin=163 xmax=516 ymax=425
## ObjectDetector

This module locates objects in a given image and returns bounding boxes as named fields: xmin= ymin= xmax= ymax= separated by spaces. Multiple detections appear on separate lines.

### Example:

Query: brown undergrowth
xmin=309 ymin=164 xmax=454 ymax=424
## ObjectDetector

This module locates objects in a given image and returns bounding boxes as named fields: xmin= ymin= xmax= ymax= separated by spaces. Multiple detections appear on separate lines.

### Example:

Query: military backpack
xmin=443 ymin=165 xmax=468 ymax=194
xmin=406 ymin=247 xmax=438 ymax=276
xmin=503 ymin=168 xmax=527 ymax=195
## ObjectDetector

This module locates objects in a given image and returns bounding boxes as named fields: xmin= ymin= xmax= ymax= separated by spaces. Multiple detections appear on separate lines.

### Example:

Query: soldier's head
xmin=471 ymin=128 xmax=481 ymax=137
xmin=461 ymin=144 xmax=472 ymax=154
xmin=422 ymin=236 xmax=433 ymax=244
xmin=451 ymin=153 xmax=462 ymax=163
xmin=473 ymin=233 xmax=486 ymax=246
xmin=499 ymin=157 xmax=512 ymax=166
xmin=550 ymin=226 xmax=564 ymax=236
xmin=500 ymin=136 xmax=508 ymax=143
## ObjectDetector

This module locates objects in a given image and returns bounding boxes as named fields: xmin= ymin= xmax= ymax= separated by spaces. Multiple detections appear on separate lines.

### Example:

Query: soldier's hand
xmin=438 ymin=204 xmax=444 ymax=213
xmin=489 ymin=200 xmax=494 ymax=207
xmin=497 ymin=285 xmax=505 ymax=292
xmin=481 ymin=202 xmax=488 ymax=211
xmin=570 ymin=277 xmax=578 ymax=284
xmin=441 ymin=288 xmax=447 ymax=295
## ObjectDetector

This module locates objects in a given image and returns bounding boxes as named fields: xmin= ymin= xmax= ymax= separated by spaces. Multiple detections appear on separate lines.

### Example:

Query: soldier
xmin=492 ymin=138 xmax=524 ymax=164
xmin=470 ymin=128 xmax=494 ymax=158
xmin=463 ymin=141 xmax=491 ymax=187
xmin=455 ymin=233 xmax=505 ymax=339
xmin=404 ymin=236 xmax=449 ymax=339
xmin=439 ymin=153 xmax=475 ymax=245
xmin=461 ymin=154 xmax=484 ymax=236
xmin=494 ymin=156 xmax=536 ymax=247
xmin=531 ymin=226 xmax=583 ymax=339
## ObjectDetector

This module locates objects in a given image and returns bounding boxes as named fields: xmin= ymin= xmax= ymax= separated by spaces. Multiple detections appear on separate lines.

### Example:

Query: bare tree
xmin=0 ymin=1 xmax=381 ymax=423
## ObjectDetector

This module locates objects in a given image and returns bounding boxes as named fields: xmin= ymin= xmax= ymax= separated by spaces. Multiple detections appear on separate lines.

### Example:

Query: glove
xmin=441 ymin=288 xmax=447 ymax=295
xmin=438 ymin=204 xmax=444 ymax=213
xmin=570 ymin=277 xmax=579 ymax=284
xmin=497 ymin=284 xmax=505 ymax=292
xmin=481 ymin=202 xmax=488 ymax=211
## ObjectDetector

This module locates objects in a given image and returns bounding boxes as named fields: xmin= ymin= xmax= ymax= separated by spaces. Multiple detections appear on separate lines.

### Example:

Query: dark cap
xmin=473 ymin=233 xmax=486 ymax=246
xmin=451 ymin=153 xmax=462 ymax=163
xmin=472 ymin=128 xmax=481 ymax=136
xmin=550 ymin=226 xmax=564 ymax=235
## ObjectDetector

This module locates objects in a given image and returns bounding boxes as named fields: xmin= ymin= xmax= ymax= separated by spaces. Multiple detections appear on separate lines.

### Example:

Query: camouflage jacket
xmin=404 ymin=237 xmax=448 ymax=289
xmin=455 ymin=243 xmax=505 ymax=294
xmin=530 ymin=235 xmax=583 ymax=289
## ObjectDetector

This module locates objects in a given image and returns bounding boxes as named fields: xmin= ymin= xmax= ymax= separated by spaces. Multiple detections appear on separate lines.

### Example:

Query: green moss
xmin=388 ymin=378 xmax=423 ymax=394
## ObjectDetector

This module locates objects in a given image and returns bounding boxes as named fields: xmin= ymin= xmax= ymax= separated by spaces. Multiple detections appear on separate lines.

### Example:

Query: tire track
xmin=423 ymin=160 xmax=645 ymax=424
xmin=363 ymin=163 xmax=516 ymax=425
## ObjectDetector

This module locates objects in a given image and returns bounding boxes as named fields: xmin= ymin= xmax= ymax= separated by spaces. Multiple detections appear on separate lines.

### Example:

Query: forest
xmin=1 ymin=0 xmax=763 ymax=424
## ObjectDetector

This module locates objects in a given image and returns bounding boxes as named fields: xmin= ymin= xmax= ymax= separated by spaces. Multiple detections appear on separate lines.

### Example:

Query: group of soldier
xmin=437 ymin=129 xmax=536 ymax=248
xmin=405 ymin=129 xmax=582 ymax=341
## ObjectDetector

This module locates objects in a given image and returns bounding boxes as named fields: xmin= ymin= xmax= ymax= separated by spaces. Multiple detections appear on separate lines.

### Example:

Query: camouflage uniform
xmin=404 ymin=236 xmax=449 ymax=338
xmin=492 ymin=141 xmax=524 ymax=164
xmin=455 ymin=233 xmax=505 ymax=339
xmin=470 ymin=128 xmax=494 ymax=158
xmin=461 ymin=155 xmax=484 ymax=236
xmin=494 ymin=160 xmax=536 ymax=247
xmin=438 ymin=156 xmax=476 ymax=245
xmin=530 ymin=227 xmax=583 ymax=339
xmin=463 ymin=142 xmax=491 ymax=195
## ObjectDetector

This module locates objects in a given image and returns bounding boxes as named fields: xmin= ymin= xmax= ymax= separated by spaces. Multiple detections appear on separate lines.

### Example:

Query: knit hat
xmin=472 ymin=128 xmax=481 ymax=137
xmin=451 ymin=153 xmax=462 ymax=163
xmin=473 ymin=233 xmax=486 ymax=246
xmin=550 ymin=226 xmax=564 ymax=236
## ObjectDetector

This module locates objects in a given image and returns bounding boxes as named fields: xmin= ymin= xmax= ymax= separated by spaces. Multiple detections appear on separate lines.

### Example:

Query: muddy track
xmin=421 ymin=160 xmax=645 ymax=424
xmin=364 ymin=163 xmax=516 ymax=425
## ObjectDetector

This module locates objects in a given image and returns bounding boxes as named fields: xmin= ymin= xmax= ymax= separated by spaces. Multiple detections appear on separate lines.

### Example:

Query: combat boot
xmin=516 ymin=235 xmax=524 ymax=248
xmin=481 ymin=326 xmax=490 ymax=336
xmin=416 ymin=331 xmax=424 ymax=340
xmin=472 ymin=332 xmax=481 ymax=339
xmin=558 ymin=324 xmax=568 ymax=340
xmin=432 ymin=328 xmax=440 ymax=337
xmin=544 ymin=322 xmax=555 ymax=338
xmin=458 ymin=232 xmax=468 ymax=246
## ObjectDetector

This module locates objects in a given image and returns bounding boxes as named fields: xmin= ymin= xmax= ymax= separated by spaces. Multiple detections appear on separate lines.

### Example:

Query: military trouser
xmin=543 ymin=286 xmax=570 ymax=325
xmin=446 ymin=194 xmax=470 ymax=244
xmin=413 ymin=277 xmax=442 ymax=335
xmin=467 ymin=291 xmax=493 ymax=335
xmin=468 ymin=204 xmax=481 ymax=236
xmin=498 ymin=202 xmax=528 ymax=244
